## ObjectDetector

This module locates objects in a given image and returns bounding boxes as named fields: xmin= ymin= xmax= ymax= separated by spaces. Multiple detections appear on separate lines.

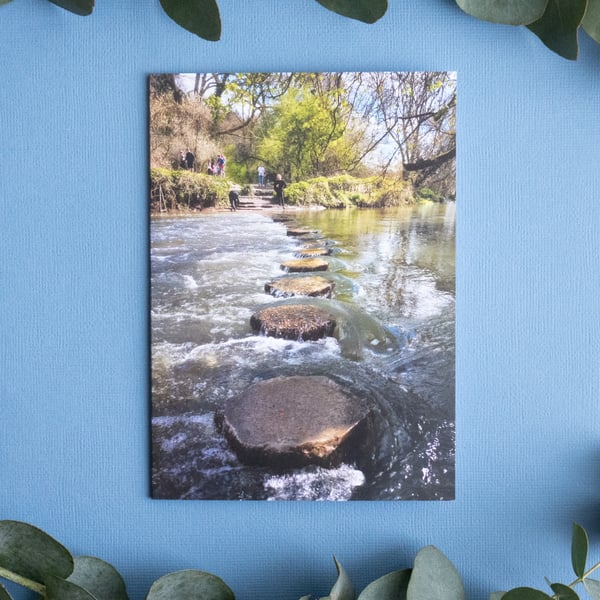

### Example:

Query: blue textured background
xmin=1 ymin=1 xmax=599 ymax=598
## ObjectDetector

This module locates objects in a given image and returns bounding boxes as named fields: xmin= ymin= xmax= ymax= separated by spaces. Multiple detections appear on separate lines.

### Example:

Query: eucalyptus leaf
xmin=45 ymin=575 xmax=98 ymax=600
xmin=313 ymin=0 xmax=387 ymax=24
xmin=0 ymin=520 xmax=74 ymax=586
xmin=329 ymin=557 xmax=354 ymax=600
xmin=357 ymin=569 xmax=411 ymax=600
xmin=502 ymin=588 xmax=553 ymax=600
xmin=490 ymin=593 xmax=506 ymax=600
xmin=146 ymin=569 xmax=235 ymax=600
xmin=455 ymin=0 xmax=548 ymax=25
xmin=583 ymin=0 xmax=600 ymax=42
xmin=571 ymin=523 xmax=588 ymax=578
xmin=68 ymin=556 xmax=128 ymax=600
xmin=407 ymin=546 xmax=465 ymax=600
xmin=527 ymin=0 xmax=586 ymax=60
xmin=159 ymin=0 xmax=221 ymax=41
xmin=550 ymin=582 xmax=579 ymax=599
xmin=583 ymin=578 xmax=600 ymax=600
xmin=0 ymin=583 xmax=13 ymax=600
xmin=47 ymin=0 xmax=93 ymax=16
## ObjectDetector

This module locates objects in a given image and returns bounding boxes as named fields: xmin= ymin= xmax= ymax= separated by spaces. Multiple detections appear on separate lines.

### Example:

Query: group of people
xmin=178 ymin=149 xmax=195 ymax=170
xmin=207 ymin=154 xmax=226 ymax=176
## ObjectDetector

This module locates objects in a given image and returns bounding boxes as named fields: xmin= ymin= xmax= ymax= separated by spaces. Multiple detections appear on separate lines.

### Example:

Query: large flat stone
xmin=281 ymin=258 xmax=329 ymax=272
xmin=250 ymin=304 xmax=336 ymax=340
xmin=216 ymin=376 xmax=372 ymax=468
xmin=264 ymin=276 xmax=334 ymax=298
xmin=286 ymin=228 xmax=318 ymax=237
xmin=295 ymin=247 xmax=332 ymax=258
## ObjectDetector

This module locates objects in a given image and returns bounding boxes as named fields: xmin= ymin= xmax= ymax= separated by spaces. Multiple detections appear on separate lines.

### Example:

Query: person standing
xmin=273 ymin=173 xmax=287 ymax=209
xmin=217 ymin=154 xmax=226 ymax=176
xmin=257 ymin=165 xmax=265 ymax=187
xmin=228 ymin=189 xmax=240 ymax=211
xmin=185 ymin=149 xmax=195 ymax=170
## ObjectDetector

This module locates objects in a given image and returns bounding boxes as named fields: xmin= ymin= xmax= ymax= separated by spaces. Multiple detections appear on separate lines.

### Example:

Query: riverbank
xmin=149 ymin=169 xmax=448 ymax=213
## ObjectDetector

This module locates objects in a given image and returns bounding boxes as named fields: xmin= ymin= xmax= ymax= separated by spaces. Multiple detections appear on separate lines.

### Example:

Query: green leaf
xmin=313 ymin=0 xmax=387 ymax=24
xmin=502 ymin=588 xmax=553 ymax=600
xmin=0 ymin=520 xmax=74 ymax=586
xmin=550 ymin=582 xmax=579 ymax=599
xmin=571 ymin=523 xmax=588 ymax=578
xmin=357 ymin=569 xmax=411 ymax=600
xmin=146 ymin=570 xmax=235 ymax=600
xmin=47 ymin=0 xmax=93 ymax=16
xmin=583 ymin=578 xmax=600 ymax=600
xmin=0 ymin=0 xmax=14 ymax=6
xmin=407 ymin=546 xmax=465 ymax=600
xmin=159 ymin=0 xmax=221 ymax=41
xmin=329 ymin=557 xmax=354 ymax=600
xmin=583 ymin=0 xmax=600 ymax=42
xmin=0 ymin=583 xmax=14 ymax=600
xmin=527 ymin=0 xmax=586 ymax=60
xmin=455 ymin=0 xmax=548 ymax=25
xmin=68 ymin=556 xmax=128 ymax=600
xmin=490 ymin=593 xmax=506 ymax=600
xmin=46 ymin=575 xmax=98 ymax=600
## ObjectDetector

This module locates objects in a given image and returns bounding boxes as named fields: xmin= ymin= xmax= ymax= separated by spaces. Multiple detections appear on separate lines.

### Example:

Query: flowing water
xmin=150 ymin=202 xmax=455 ymax=500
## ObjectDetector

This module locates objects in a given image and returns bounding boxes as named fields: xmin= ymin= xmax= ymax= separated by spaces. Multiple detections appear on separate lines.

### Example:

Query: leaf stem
xmin=0 ymin=566 xmax=45 ymax=595
xmin=567 ymin=559 xmax=600 ymax=589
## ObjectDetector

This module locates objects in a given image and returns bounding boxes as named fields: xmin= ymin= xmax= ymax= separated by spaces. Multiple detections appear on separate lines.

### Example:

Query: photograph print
xmin=150 ymin=71 xmax=456 ymax=500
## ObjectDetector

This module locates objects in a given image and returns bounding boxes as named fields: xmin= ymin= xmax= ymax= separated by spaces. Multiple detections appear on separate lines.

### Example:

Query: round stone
xmin=281 ymin=258 xmax=329 ymax=272
xmin=216 ymin=376 xmax=372 ymax=468
xmin=250 ymin=304 xmax=336 ymax=340
xmin=264 ymin=276 xmax=334 ymax=298
xmin=295 ymin=247 xmax=331 ymax=258
xmin=286 ymin=228 xmax=317 ymax=237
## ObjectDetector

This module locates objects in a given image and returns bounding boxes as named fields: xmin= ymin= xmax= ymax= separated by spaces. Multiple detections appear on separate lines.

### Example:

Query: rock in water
xmin=295 ymin=247 xmax=332 ymax=258
xmin=264 ymin=276 xmax=334 ymax=298
xmin=286 ymin=227 xmax=316 ymax=236
xmin=281 ymin=258 xmax=329 ymax=272
xmin=216 ymin=376 xmax=372 ymax=468
xmin=250 ymin=304 xmax=336 ymax=340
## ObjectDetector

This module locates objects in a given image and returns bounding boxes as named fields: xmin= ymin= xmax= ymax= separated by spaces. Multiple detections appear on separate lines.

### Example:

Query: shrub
xmin=150 ymin=168 xmax=230 ymax=211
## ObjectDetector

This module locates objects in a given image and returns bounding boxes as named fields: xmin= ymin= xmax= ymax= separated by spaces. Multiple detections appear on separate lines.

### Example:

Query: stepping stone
xmin=271 ymin=215 xmax=295 ymax=223
xmin=295 ymin=247 xmax=331 ymax=258
xmin=216 ymin=375 xmax=372 ymax=468
xmin=287 ymin=228 xmax=317 ymax=237
xmin=250 ymin=304 xmax=336 ymax=341
xmin=281 ymin=258 xmax=329 ymax=272
xmin=264 ymin=276 xmax=334 ymax=298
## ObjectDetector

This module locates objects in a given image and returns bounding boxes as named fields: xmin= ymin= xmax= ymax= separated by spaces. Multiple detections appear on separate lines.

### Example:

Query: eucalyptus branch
xmin=0 ymin=565 xmax=45 ymax=595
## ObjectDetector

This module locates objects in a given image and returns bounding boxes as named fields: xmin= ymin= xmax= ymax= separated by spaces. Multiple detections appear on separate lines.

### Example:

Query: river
xmin=150 ymin=202 xmax=455 ymax=500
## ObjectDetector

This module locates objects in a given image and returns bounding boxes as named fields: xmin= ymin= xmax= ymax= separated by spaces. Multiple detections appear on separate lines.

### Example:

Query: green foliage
xmin=47 ymin=0 xmax=93 ymax=16
xmin=1 ymin=520 xmax=600 ymax=600
xmin=455 ymin=0 xmax=547 ymax=25
xmin=314 ymin=0 xmax=387 ymax=24
xmin=527 ymin=0 xmax=587 ymax=60
xmin=285 ymin=175 xmax=413 ymax=209
xmin=407 ymin=546 xmax=465 ymax=600
xmin=146 ymin=570 xmax=234 ymax=600
xmin=159 ymin=0 xmax=221 ymax=41
xmin=416 ymin=187 xmax=444 ymax=202
xmin=492 ymin=522 xmax=600 ymax=600
xmin=150 ymin=167 xmax=230 ymax=211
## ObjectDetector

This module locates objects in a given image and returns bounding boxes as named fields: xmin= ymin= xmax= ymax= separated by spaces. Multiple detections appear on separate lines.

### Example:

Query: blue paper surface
xmin=0 ymin=1 xmax=599 ymax=598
